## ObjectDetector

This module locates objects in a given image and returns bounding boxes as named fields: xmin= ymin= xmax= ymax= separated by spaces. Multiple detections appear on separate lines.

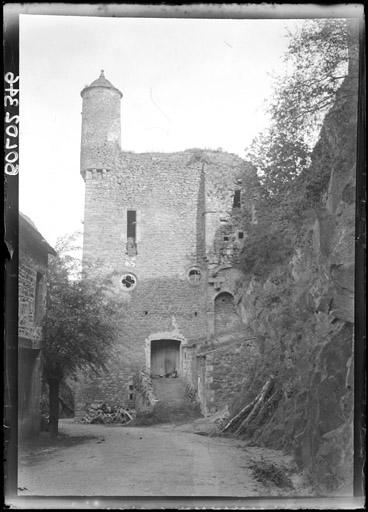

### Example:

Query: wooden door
xmin=151 ymin=340 xmax=180 ymax=377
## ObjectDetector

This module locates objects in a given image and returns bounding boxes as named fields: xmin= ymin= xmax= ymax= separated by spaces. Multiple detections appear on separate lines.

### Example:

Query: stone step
xmin=136 ymin=377 xmax=202 ymax=425
xmin=152 ymin=377 xmax=187 ymax=403
xmin=152 ymin=400 xmax=202 ymax=423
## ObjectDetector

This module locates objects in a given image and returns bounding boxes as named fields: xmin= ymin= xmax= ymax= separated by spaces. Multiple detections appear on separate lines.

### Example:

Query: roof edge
xmin=19 ymin=212 xmax=57 ymax=256
xmin=80 ymin=84 xmax=123 ymax=98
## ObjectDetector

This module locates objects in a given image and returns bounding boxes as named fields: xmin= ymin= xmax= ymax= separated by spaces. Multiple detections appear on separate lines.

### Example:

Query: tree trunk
xmin=222 ymin=395 xmax=258 ymax=433
xmin=234 ymin=378 xmax=274 ymax=436
xmin=48 ymin=378 xmax=60 ymax=437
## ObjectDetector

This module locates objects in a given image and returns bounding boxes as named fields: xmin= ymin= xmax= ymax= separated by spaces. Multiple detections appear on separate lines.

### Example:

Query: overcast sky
xmin=20 ymin=14 xmax=304 ymax=246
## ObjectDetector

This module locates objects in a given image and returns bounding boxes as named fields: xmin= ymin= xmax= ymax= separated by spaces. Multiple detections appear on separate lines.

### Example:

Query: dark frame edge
xmin=4 ymin=2 xmax=20 ymax=504
xmin=354 ymin=15 xmax=366 ymax=499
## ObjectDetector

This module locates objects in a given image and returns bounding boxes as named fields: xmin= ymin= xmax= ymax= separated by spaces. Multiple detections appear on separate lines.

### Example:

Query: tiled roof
xmin=89 ymin=70 xmax=115 ymax=88
xmin=19 ymin=212 xmax=56 ymax=255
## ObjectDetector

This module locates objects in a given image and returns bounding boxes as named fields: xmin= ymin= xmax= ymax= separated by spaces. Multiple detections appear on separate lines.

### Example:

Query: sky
xmin=19 ymin=14 xmax=304 ymax=246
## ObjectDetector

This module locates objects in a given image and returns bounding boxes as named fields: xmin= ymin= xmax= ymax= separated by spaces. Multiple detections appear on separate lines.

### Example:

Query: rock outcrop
xmin=231 ymin=40 xmax=359 ymax=493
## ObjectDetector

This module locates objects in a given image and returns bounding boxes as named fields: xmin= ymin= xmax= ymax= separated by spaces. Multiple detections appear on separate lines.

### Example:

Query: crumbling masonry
xmin=75 ymin=71 xmax=259 ymax=416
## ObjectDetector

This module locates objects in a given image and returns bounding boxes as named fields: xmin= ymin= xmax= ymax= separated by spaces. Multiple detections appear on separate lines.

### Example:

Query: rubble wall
xmin=77 ymin=149 xmax=246 ymax=412
xmin=19 ymin=248 xmax=47 ymax=348
xmin=204 ymin=338 xmax=259 ymax=413
xmin=18 ymin=236 xmax=48 ymax=438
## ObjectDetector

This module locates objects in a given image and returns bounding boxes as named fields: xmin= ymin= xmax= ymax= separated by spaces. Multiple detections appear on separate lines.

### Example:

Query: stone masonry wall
xmin=74 ymin=350 xmax=135 ymax=418
xmin=78 ymin=151 xmax=206 ymax=412
xmin=19 ymin=242 xmax=48 ymax=348
xmin=77 ymin=144 xmax=249 ymax=413
xmin=18 ymin=238 xmax=48 ymax=438
xmin=199 ymin=338 xmax=259 ymax=415
xmin=80 ymin=86 xmax=121 ymax=174
xmin=83 ymin=153 xmax=200 ymax=277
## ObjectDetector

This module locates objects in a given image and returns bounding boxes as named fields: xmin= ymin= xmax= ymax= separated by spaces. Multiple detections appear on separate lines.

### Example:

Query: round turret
xmin=80 ymin=70 xmax=122 ymax=177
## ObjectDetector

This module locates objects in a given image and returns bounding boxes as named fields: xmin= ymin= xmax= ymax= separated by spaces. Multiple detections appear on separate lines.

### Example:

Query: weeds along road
xmin=18 ymin=419 xmax=300 ymax=497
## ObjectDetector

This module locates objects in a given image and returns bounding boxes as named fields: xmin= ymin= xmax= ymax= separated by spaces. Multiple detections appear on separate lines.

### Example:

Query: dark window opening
xmin=121 ymin=273 xmax=137 ymax=290
xmin=126 ymin=210 xmax=137 ymax=256
xmin=144 ymin=311 xmax=148 ymax=316
xmin=127 ymin=210 xmax=136 ymax=239
xmin=233 ymin=190 xmax=241 ymax=208
xmin=238 ymin=231 xmax=244 ymax=239
xmin=223 ymin=236 xmax=229 ymax=241
xmin=129 ymin=393 xmax=134 ymax=400
xmin=129 ymin=384 xmax=134 ymax=390
xmin=194 ymin=311 xmax=198 ymax=317
xmin=188 ymin=268 xmax=201 ymax=285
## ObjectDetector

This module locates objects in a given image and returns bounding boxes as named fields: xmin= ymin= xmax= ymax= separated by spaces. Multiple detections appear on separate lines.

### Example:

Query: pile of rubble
xmin=80 ymin=402 xmax=135 ymax=425
xmin=133 ymin=369 xmax=156 ymax=411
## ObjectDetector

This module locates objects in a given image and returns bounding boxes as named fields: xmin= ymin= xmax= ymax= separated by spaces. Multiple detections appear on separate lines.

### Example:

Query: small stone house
xmin=19 ymin=212 xmax=55 ymax=438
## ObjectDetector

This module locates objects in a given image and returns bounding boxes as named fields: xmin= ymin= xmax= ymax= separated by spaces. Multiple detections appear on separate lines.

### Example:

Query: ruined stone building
xmin=76 ymin=71 xmax=259 ymax=415
xmin=19 ymin=213 xmax=55 ymax=438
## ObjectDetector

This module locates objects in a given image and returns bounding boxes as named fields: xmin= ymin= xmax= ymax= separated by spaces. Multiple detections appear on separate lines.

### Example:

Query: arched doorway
xmin=150 ymin=339 xmax=181 ymax=377
xmin=214 ymin=291 xmax=241 ymax=335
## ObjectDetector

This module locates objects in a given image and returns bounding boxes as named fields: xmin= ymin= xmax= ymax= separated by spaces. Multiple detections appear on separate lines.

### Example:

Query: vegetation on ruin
xmin=43 ymin=235 xmax=119 ymax=436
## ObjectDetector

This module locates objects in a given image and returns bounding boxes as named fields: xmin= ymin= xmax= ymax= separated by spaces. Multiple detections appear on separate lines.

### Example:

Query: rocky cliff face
xmin=233 ymin=57 xmax=358 ymax=492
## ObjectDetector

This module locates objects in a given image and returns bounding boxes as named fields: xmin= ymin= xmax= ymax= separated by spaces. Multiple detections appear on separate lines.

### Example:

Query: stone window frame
xmin=233 ymin=189 xmax=241 ymax=208
xmin=144 ymin=332 xmax=187 ymax=377
xmin=187 ymin=266 xmax=203 ymax=286
xmin=126 ymin=209 xmax=138 ymax=256
xmin=120 ymin=272 xmax=138 ymax=291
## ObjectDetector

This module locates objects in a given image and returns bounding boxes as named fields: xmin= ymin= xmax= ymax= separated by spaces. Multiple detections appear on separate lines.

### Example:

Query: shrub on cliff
xmin=247 ymin=19 xmax=349 ymax=197
xmin=239 ymin=219 xmax=295 ymax=277
xmin=231 ymin=19 xmax=359 ymax=493
xmin=238 ymin=19 xmax=352 ymax=278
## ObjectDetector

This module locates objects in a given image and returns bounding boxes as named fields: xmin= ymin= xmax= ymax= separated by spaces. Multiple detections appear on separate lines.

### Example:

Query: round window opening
xmin=121 ymin=273 xmax=137 ymax=291
xmin=187 ymin=267 xmax=202 ymax=286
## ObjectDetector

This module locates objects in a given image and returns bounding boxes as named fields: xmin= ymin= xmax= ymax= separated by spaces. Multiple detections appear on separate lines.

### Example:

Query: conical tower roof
xmin=81 ymin=70 xmax=122 ymax=97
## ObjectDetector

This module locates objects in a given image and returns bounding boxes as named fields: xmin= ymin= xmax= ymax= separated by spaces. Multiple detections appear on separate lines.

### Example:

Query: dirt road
xmin=18 ymin=419 xmax=301 ymax=497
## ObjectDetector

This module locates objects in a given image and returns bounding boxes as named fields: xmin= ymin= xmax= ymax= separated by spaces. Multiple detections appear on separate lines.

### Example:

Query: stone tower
xmin=77 ymin=71 xmax=249 ymax=416
xmin=80 ymin=70 xmax=122 ymax=177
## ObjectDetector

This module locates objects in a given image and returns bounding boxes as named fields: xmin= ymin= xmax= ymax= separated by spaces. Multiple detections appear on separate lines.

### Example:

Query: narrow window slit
xmin=233 ymin=190 xmax=241 ymax=208
xmin=126 ymin=210 xmax=137 ymax=256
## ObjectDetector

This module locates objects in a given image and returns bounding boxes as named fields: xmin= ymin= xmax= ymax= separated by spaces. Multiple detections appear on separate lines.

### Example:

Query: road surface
xmin=18 ymin=419 xmax=300 ymax=497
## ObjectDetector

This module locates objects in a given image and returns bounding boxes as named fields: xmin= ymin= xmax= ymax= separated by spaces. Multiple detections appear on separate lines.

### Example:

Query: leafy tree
xmin=271 ymin=19 xmax=349 ymax=142
xmin=43 ymin=235 xmax=118 ymax=436
xmin=237 ymin=19 xmax=357 ymax=277
xmin=246 ymin=19 xmax=350 ymax=198
xmin=246 ymin=128 xmax=311 ymax=197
